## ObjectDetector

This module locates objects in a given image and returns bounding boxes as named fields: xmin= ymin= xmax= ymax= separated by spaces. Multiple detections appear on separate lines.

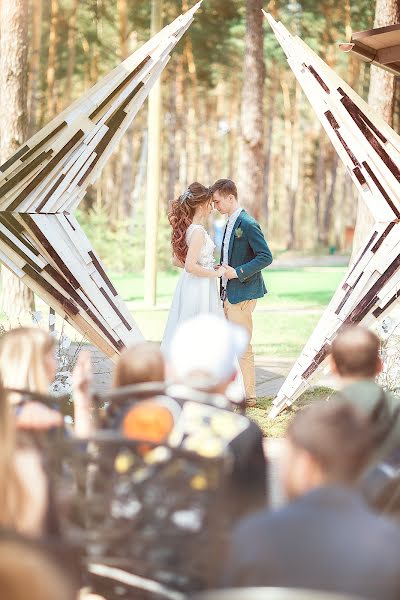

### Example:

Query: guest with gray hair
xmin=166 ymin=313 xmax=268 ymax=521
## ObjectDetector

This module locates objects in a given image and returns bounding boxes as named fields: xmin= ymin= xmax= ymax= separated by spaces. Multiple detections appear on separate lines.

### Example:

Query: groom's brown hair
xmin=211 ymin=179 xmax=238 ymax=199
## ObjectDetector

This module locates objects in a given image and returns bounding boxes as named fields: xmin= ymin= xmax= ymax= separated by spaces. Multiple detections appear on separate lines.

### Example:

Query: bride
xmin=161 ymin=182 xmax=226 ymax=356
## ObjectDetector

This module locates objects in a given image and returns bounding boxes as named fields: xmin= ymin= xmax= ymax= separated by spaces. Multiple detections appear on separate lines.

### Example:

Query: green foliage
xmin=185 ymin=0 xmax=243 ymax=86
xmin=76 ymin=207 xmax=138 ymax=273
xmin=76 ymin=206 xmax=174 ymax=273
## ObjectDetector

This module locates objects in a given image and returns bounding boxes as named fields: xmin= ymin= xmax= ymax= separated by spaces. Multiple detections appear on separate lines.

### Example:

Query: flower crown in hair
xmin=179 ymin=189 xmax=194 ymax=204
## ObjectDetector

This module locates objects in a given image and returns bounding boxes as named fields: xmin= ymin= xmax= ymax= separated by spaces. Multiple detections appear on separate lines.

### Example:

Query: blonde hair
xmin=0 ymin=328 xmax=54 ymax=532
xmin=0 ymin=327 xmax=55 ymax=397
xmin=0 ymin=381 xmax=27 ymax=529
xmin=113 ymin=342 xmax=165 ymax=388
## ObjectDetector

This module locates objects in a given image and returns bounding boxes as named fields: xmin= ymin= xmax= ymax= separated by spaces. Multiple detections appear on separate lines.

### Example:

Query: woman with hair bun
xmin=161 ymin=182 xmax=226 ymax=355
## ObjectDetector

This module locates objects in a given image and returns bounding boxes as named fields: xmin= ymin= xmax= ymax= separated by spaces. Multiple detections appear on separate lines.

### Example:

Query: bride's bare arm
xmin=185 ymin=229 xmax=225 ymax=278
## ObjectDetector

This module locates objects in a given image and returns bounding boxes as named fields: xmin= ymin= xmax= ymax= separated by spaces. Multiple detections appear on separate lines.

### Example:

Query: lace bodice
xmin=186 ymin=224 xmax=216 ymax=270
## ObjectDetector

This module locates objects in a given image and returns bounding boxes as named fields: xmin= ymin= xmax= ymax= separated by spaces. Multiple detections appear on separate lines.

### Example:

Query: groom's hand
xmin=223 ymin=264 xmax=238 ymax=280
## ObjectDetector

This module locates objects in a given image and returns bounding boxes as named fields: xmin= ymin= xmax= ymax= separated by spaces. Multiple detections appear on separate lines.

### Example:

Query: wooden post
xmin=144 ymin=0 xmax=163 ymax=306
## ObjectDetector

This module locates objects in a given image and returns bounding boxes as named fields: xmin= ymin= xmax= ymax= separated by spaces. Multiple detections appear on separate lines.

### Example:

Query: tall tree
xmin=144 ymin=0 xmax=162 ymax=305
xmin=28 ymin=0 xmax=42 ymax=134
xmin=352 ymin=0 xmax=400 ymax=258
xmin=118 ymin=0 xmax=135 ymax=218
xmin=0 ymin=0 xmax=35 ymax=318
xmin=238 ymin=0 xmax=266 ymax=219
xmin=47 ymin=0 xmax=59 ymax=119
xmin=64 ymin=0 xmax=79 ymax=108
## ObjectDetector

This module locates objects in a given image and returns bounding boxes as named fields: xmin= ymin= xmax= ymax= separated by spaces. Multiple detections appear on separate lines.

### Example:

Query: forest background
xmin=3 ymin=0 xmax=400 ymax=334
xmin=12 ymin=0 xmax=380 ymax=276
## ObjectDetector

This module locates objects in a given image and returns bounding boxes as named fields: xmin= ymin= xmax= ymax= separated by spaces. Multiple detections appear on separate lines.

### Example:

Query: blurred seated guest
xmin=113 ymin=342 xmax=166 ymax=387
xmin=330 ymin=325 xmax=400 ymax=456
xmin=0 ymin=530 xmax=78 ymax=600
xmin=222 ymin=401 xmax=400 ymax=600
xmin=360 ymin=445 xmax=400 ymax=522
xmin=167 ymin=314 xmax=267 ymax=518
xmin=88 ymin=342 xmax=168 ymax=432
xmin=0 ymin=327 xmax=92 ymax=437
xmin=0 ymin=379 xmax=48 ymax=536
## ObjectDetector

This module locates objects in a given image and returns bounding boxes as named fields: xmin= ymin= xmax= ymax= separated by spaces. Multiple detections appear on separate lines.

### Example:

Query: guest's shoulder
xmin=233 ymin=502 xmax=290 ymax=540
xmin=232 ymin=507 xmax=269 ymax=539
xmin=369 ymin=510 xmax=400 ymax=551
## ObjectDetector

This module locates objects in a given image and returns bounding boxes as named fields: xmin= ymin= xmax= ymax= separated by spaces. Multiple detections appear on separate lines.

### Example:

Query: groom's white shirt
xmin=221 ymin=206 xmax=242 ymax=290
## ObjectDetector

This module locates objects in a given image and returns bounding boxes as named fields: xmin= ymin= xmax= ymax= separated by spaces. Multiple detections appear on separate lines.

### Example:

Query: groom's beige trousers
xmin=224 ymin=298 xmax=257 ymax=400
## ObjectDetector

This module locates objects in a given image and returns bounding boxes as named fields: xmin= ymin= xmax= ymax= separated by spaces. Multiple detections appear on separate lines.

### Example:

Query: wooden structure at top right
xmin=339 ymin=24 xmax=400 ymax=76
xmin=264 ymin=12 xmax=400 ymax=417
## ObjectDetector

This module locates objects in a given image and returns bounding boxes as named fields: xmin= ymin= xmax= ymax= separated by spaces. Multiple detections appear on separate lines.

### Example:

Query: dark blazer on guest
xmin=225 ymin=210 xmax=273 ymax=304
xmin=222 ymin=485 xmax=400 ymax=600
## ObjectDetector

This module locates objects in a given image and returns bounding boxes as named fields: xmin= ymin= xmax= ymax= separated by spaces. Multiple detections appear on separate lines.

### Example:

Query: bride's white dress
xmin=161 ymin=224 xmax=223 ymax=354
xmin=161 ymin=223 xmax=245 ymax=401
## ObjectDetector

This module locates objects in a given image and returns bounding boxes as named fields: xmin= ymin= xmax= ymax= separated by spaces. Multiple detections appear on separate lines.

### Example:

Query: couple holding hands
xmin=161 ymin=178 xmax=273 ymax=406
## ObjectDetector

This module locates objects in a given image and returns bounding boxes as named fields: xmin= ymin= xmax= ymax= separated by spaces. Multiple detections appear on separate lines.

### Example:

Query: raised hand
xmin=72 ymin=349 xmax=94 ymax=437
xmin=72 ymin=349 xmax=92 ymax=401
xmin=16 ymin=402 xmax=63 ymax=431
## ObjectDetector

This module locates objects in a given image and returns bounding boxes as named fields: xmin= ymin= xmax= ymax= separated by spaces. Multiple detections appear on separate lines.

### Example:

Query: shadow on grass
xmin=247 ymin=386 xmax=334 ymax=438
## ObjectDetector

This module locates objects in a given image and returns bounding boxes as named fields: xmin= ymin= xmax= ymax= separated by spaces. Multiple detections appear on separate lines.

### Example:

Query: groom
xmin=212 ymin=179 xmax=273 ymax=407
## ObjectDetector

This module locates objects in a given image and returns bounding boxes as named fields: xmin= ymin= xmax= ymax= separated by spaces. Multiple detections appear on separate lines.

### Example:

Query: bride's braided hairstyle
xmin=168 ymin=182 xmax=212 ymax=264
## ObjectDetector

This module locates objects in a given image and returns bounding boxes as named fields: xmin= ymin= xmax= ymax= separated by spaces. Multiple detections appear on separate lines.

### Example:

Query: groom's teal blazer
xmin=225 ymin=209 xmax=273 ymax=304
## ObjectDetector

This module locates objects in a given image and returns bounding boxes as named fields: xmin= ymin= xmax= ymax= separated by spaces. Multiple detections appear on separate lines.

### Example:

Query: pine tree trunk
xmin=351 ymin=0 xmax=400 ymax=259
xmin=321 ymin=153 xmax=339 ymax=245
xmin=315 ymin=129 xmax=326 ymax=244
xmin=203 ymin=98 xmax=213 ymax=185
xmin=263 ymin=63 xmax=277 ymax=222
xmin=118 ymin=0 xmax=134 ymax=219
xmin=144 ymin=0 xmax=162 ymax=306
xmin=130 ymin=131 xmax=148 ymax=234
xmin=281 ymin=76 xmax=302 ymax=250
xmin=287 ymin=82 xmax=302 ymax=250
xmin=237 ymin=0 xmax=266 ymax=219
xmin=184 ymin=39 xmax=199 ymax=184
xmin=227 ymin=79 xmax=240 ymax=179
xmin=117 ymin=0 xmax=128 ymax=60
xmin=64 ymin=0 xmax=79 ymax=108
xmin=176 ymin=56 xmax=187 ymax=190
xmin=121 ymin=126 xmax=135 ymax=218
xmin=47 ymin=0 xmax=59 ymax=119
xmin=0 ymin=0 xmax=35 ymax=319
xmin=167 ymin=71 xmax=178 ymax=204
xmin=281 ymin=76 xmax=293 ymax=245
xmin=28 ymin=0 xmax=42 ymax=135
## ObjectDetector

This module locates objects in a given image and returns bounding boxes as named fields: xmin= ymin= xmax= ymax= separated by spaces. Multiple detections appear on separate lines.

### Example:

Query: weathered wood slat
xmin=0 ymin=4 xmax=201 ymax=358
xmin=265 ymin=12 xmax=400 ymax=417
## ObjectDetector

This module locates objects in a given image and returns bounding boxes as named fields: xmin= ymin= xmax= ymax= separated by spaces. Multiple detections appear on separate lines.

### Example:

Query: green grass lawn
xmin=112 ymin=266 xmax=346 ymax=310
xmin=110 ymin=266 xmax=346 ymax=358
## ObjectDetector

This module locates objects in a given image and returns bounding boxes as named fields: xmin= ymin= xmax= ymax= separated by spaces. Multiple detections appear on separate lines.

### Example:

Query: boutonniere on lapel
xmin=234 ymin=227 xmax=244 ymax=239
